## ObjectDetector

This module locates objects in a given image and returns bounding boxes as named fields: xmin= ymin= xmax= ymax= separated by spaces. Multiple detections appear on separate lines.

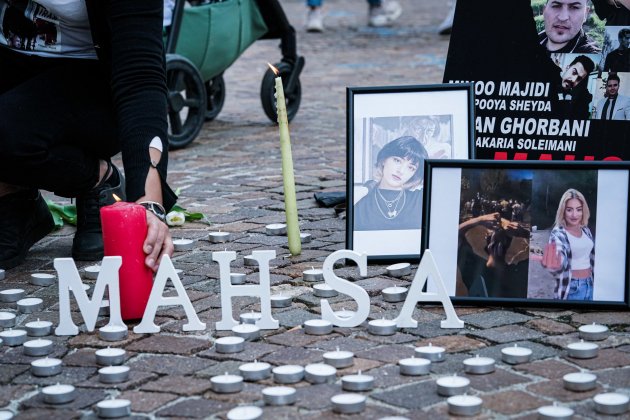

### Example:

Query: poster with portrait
xmin=346 ymin=84 xmax=474 ymax=261
xmin=444 ymin=0 xmax=630 ymax=161
xmin=423 ymin=159 xmax=630 ymax=308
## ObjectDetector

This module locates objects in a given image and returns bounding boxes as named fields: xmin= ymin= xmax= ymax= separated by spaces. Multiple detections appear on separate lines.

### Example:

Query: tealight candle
xmin=304 ymin=363 xmax=337 ymax=384
xmin=0 ymin=269 xmax=4 ymax=281
xmin=98 ymin=365 xmax=130 ymax=383
xmin=262 ymin=386 xmax=297 ymax=405
xmin=95 ymin=347 xmax=126 ymax=366
xmin=501 ymin=344 xmax=532 ymax=365
xmin=209 ymin=231 xmax=232 ymax=243
xmin=331 ymin=393 xmax=366 ymax=414
xmin=239 ymin=360 xmax=271 ymax=381
xmin=386 ymin=262 xmax=411 ymax=277
xmin=99 ymin=299 xmax=110 ymax=317
xmin=398 ymin=357 xmax=431 ymax=376
xmin=270 ymin=294 xmax=292 ymax=308
xmin=215 ymin=336 xmax=245 ymax=353
xmin=98 ymin=325 xmax=128 ymax=342
xmin=239 ymin=312 xmax=262 ymax=325
xmin=593 ymin=392 xmax=629 ymax=415
xmin=537 ymin=404 xmax=574 ymax=420
xmin=69 ymin=283 xmax=90 ymax=292
xmin=0 ymin=311 xmax=16 ymax=328
xmin=447 ymin=395 xmax=483 ymax=416
xmin=25 ymin=319 xmax=53 ymax=337
xmin=303 ymin=319 xmax=333 ymax=335
xmin=226 ymin=406 xmax=263 ymax=420
xmin=578 ymin=323 xmax=609 ymax=341
xmin=230 ymin=273 xmax=246 ymax=285
xmin=23 ymin=339 xmax=53 ymax=357
xmin=265 ymin=223 xmax=287 ymax=236
xmin=96 ymin=399 xmax=131 ymax=418
xmin=31 ymin=357 xmax=62 ymax=377
xmin=562 ymin=372 xmax=597 ymax=391
xmin=313 ymin=283 xmax=338 ymax=298
xmin=243 ymin=255 xmax=257 ymax=267
xmin=17 ymin=297 xmax=43 ymax=313
xmin=211 ymin=373 xmax=244 ymax=393
xmin=302 ymin=267 xmax=324 ymax=282
xmin=83 ymin=265 xmax=100 ymax=280
xmin=232 ymin=323 xmax=261 ymax=341
xmin=42 ymin=383 xmax=76 ymax=404
xmin=463 ymin=355 xmax=496 ymax=374
xmin=272 ymin=365 xmax=304 ymax=384
xmin=341 ymin=371 xmax=374 ymax=391
xmin=173 ymin=238 xmax=194 ymax=252
xmin=567 ymin=340 xmax=599 ymax=359
xmin=323 ymin=348 xmax=354 ymax=368
xmin=334 ymin=309 xmax=356 ymax=320
xmin=415 ymin=343 xmax=445 ymax=362
xmin=0 ymin=329 xmax=27 ymax=346
xmin=0 ymin=288 xmax=25 ymax=303
xmin=0 ymin=411 xmax=12 ymax=420
xmin=367 ymin=318 xmax=398 ymax=336
xmin=300 ymin=232 xmax=312 ymax=243
xmin=381 ymin=286 xmax=408 ymax=303
xmin=436 ymin=374 xmax=470 ymax=396
xmin=30 ymin=273 xmax=55 ymax=287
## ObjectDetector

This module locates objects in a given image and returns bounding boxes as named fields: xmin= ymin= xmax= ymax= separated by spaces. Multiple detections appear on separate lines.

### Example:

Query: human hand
xmin=477 ymin=212 xmax=500 ymax=228
xmin=541 ymin=242 xmax=562 ymax=270
xmin=143 ymin=211 xmax=173 ymax=272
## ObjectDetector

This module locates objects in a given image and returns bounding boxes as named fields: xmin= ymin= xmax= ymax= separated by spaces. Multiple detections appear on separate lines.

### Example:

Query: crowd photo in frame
xmin=346 ymin=84 xmax=474 ymax=261
xmin=423 ymin=159 xmax=630 ymax=308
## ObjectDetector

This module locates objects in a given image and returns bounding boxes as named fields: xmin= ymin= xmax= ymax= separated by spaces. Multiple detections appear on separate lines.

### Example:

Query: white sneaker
xmin=306 ymin=8 xmax=324 ymax=32
xmin=368 ymin=0 xmax=402 ymax=27
xmin=438 ymin=4 xmax=455 ymax=35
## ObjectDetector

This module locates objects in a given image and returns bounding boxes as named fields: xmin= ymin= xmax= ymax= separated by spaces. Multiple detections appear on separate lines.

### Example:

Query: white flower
xmin=166 ymin=211 xmax=186 ymax=226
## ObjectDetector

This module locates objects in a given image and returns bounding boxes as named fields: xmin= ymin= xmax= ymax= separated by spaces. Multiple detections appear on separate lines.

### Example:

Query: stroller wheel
xmin=260 ymin=61 xmax=301 ymax=123
xmin=205 ymin=74 xmax=226 ymax=121
xmin=166 ymin=54 xmax=207 ymax=149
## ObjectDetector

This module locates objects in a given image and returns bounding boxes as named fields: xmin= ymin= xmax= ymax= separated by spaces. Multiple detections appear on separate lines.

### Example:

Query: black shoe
xmin=72 ymin=163 xmax=126 ymax=261
xmin=0 ymin=190 xmax=55 ymax=269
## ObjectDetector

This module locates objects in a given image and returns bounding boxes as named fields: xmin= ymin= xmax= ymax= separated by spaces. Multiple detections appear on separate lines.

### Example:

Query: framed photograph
xmin=423 ymin=159 xmax=630 ymax=308
xmin=346 ymin=84 xmax=475 ymax=261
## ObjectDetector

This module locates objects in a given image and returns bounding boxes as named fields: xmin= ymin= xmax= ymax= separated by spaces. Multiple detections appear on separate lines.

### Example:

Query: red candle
xmin=100 ymin=202 xmax=152 ymax=320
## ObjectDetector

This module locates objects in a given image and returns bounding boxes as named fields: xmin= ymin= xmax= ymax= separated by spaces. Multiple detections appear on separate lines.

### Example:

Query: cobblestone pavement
xmin=2 ymin=0 xmax=630 ymax=419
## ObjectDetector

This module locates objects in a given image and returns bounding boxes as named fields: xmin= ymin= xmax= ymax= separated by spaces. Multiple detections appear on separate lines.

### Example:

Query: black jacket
xmin=538 ymin=29 xmax=601 ymax=54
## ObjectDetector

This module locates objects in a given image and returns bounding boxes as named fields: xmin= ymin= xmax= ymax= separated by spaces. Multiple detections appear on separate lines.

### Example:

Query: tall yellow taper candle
xmin=269 ymin=63 xmax=301 ymax=255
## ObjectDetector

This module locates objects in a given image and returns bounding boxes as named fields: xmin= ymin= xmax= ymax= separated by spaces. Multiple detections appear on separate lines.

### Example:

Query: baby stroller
xmin=165 ymin=0 xmax=305 ymax=149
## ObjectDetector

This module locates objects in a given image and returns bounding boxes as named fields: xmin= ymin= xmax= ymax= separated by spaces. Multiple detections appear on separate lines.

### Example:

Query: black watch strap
xmin=138 ymin=201 xmax=166 ymax=222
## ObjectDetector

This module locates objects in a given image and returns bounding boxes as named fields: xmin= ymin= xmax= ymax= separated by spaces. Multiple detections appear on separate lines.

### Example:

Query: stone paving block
xmin=335 ymin=357 xmax=384 ymax=376
xmin=0 ymin=384 xmax=34 ymax=407
xmin=203 ymin=381 xmax=266 ymax=403
xmin=63 ymin=347 xmax=133 ymax=367
xmin=13 ymin=367 xmax=96 ymax=385
xmin=482 ymin=390 xmax=548 ymax=415
xmin=273 ymin=308 xmax=318 ymax=328
xmin=415 ymin=335 xmax=487 ymax=353
xmin=0 ymin=364 xmax=29 ymax=385
xmin=305 ymin=336 xmax=376 ymax=352
xmin=9 ymin=408 xmax=81 ymax=420
xmin=264 ymin=329 xmax=341 ymax=347
xmin=67 ymin=330 xmax=143 ymax=349
xmin=261 ymin=346 xmax=324 ymax=365
xmin=466 ymin=368 xmax=531 ymax=392
xmin=20 ymin=387 xmax=106 ymax=410
xmin=595 ymin=366 xmax=630 ymax=388
xmin=469 ymin=325 xmax=545 ymax=344
xmin=402 ymin=320 xmax=462 ymax=338
xmin=354 ymin=277 xmax=399 ymax=296
xmin=140 ymin=375 xmax=213 ymax=395
xmin=475 ymin=341 xmax=559 ymax=364
xmin=527 ymin=378 xmax=603 ymax=402
xmin=355 ymin=344 xmax=415 ymax=363
xmin=155 ymin=397 xmax=234 ymax=418
xmin=565 ymin=348 xmax=630 ymax=370
xmin=200 ymin=341 xmax=282 ymax=362
xmin=371 ymin=379 xmax=443 ymax=410
xmin=77 ymin=370 xmax=158 ymax=391
xmin=367 ymin=364 xmax=429 ymax=388
xmin=526 ymin=318 xmax=576 ymax=335
xmin=295 ymin=383 xmax=340 ymax=410
xmin=514 ymin=359 xmax=580 ymax=380
xmin=428 ymin=353 xmax=469 ymax=375
xmin=356 ymin=331 xmax=417 ymax=345
xmin=0 ymin=342 xmax=68 ymax=365
xmin=119 ymin=390 xmax=179 ymax=413
xmin=126 ymin=335 xmax=212 ymax=355
xmin=127 ymin=354 xmax=214 ymax=375
xmin=196 ymin=361 xmax=243 ymax=378
xmin=572 ymin=312 xmax=630 ymax=325
xmin=461 ymin=310 xmax=534 ymax=328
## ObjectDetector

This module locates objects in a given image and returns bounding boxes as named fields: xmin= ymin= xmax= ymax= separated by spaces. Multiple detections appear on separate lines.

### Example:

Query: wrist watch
xmin=138 ymin=201 xmax=166 ymax=222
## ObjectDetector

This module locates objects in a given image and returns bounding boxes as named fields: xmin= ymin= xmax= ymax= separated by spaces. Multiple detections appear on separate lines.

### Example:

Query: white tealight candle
xmin=386 ymin=262 xmax=411 ymax=277
xmin=381 ymin=286 xmax=408 ymax=303
xmin=303 ymin=267 xmax=324 ymax=282
xmin=537 ymin=404 xmax=574 ymax=420
xmin=436 ymin=374 xmax=470 ymax=396
xmin=313 ymin=283 xmax=338 ymax=298
xmin=578 ymin=323 xmax=609 ymax=341
xmin=304 ymin=363 xmax=337 ymax=384
xmin=593 ymin=392 xmax=630 ymax=415
xmin=463 ymin=355 xmax=496 ymax=374
xmin=231 ymin=324 xmax=261 ymax=341
xmin=0 ymin=329 xmax=27 ymax=346
xmin=323 ymin=348 xmax=354 ymax=368
xmin=270 ymin=294 xmax=292 ymax=308
xmin=367 ymin=318 xmax=398 ymax=336
xmin=30 ymin=273 xmax=56 ymax=287
xmin=0 ymin=288 xmax=25 ymax=303
xmin=25 ymin=319 xmax=53 ymax=337
xmin=447 ymin=395 xmax=483 ymax=416
xmin=98 ymin=365 xmax=130 ymax=383
xmin=23 ymin=338 xmax=53 ymax=357
xmin=0 ymin=411 xmax=11 ymax=420
xmin=562 ymin=372 xmax=597 ymax=392
xmin=239 ymin=360 xmax=272 ymax=381
xmin=95 ymin=347 xmax=126 ymax=366
xmin=98 ymin=325 xmax=128 ymax=342
xmin=265 ymin=223 xmax=287 ymax=236
xmin=42 ymin=383 xmax=76 ymax=404
xmin=334 ymin=309 xmax=356 ymax=320
xmin=272 ymin=365 xmax=304 ymax=384
xmin=341 ymin=371 xmax=374 ymax=391
xmin=398 ymin=356 xmax=431 ymax=376
xmin=209 ymin=231 xmax=232 ymax=243
xmin=173 ymin=238 xmax=194 ymax=252
xmin=211 ymin=373 xmax=244 ymax=394
xmin=0 ymin=311 xmax=16 ymax=328
xmin=83 ymin=265 xmax=100 ymax=280
xmin=17 ymin=297 xmax=43 ymax=314
xmin=226 ymin=406 xmax=263 ymax=420
xmin=243 ymin=255 xmax=257 ymax=267
xmin=331 ymin=393 xmax=366 ymax=414
xmin=300 ymin=232 xmax=312 ymax=243
xmin=262 ymin=386 xmax=297 ymax=405
xmin=567 ymin=340 xmax=599 ymax=359
xmin=215 ymin=336 xmax=246 ymax=354
xmin=501 ymin=344 xmax=532 ymax=365
xmin=230 ymin=273 xmax=246 ymax=285
xmin=0 ymin=268 xmax=4 ymax=281
xmin=239 ymin=312 xmax=262 ymax=325
xmin=96 ymin=399 xmax=131 ymax=418
xmin=303 ymin=319 xmax=333 ymax=335
xmin=415 ymin=343 xmax=446 ymax=362
xmin=31 ymin=357 xmax=62 ymax=377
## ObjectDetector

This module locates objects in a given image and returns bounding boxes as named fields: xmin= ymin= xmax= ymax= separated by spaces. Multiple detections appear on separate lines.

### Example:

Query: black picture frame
xmin=423 ymin=159 xmax=630 ymax=309
xmin=346 ymin=83 xmax=475 ymax=262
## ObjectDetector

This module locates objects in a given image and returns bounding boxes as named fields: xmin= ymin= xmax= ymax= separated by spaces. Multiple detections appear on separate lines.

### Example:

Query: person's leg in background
xmin=306 ymin=0 xmax=325 ymax=32
xmin=367 ymin=0 xmax=402 ymax=27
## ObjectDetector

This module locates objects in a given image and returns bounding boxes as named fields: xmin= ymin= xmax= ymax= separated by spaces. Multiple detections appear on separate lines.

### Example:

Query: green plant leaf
xmin=170 ymin=204 xmax=207 ymax=222
xmin=46 ymin=200 xmax=77 ymax=228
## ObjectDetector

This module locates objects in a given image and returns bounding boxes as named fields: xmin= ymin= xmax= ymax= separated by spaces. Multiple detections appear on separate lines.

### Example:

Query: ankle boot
xmin=0 ymin=190 xmax=55 ymax=269
xmin=72 ymin=164 xmax=125 ymax=261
